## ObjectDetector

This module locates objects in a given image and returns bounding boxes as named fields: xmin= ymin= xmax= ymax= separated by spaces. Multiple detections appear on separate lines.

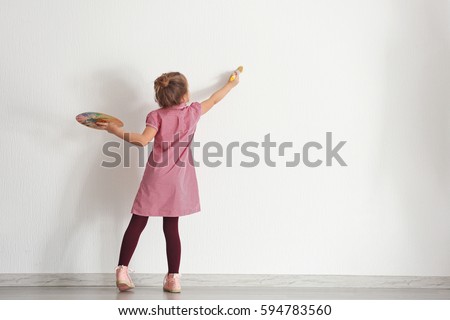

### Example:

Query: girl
xmin=98 ymin=71 xmax=240 ymax=293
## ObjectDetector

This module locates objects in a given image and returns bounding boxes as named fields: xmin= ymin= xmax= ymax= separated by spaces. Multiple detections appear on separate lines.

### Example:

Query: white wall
xmin=1 ymin=0 xmax=449 ymax=276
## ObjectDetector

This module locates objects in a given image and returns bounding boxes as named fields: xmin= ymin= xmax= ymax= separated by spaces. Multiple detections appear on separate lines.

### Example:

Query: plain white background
xmin=0 ymin=0 xmax=449 ymax=276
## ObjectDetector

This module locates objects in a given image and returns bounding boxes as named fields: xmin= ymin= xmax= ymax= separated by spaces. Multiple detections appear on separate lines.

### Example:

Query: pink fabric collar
xmin=171 ymin=102 xmax=187 ymax=109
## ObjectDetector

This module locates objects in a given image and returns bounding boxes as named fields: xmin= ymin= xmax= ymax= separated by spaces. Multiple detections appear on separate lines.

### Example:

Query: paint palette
xmin=75 ymin=112 xmax=124 ymax=130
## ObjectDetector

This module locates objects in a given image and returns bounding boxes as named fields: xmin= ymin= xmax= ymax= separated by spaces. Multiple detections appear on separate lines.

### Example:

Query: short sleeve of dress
xmin=146 ymin=110 xmax=160 ymax=131
xmin=189 ymin=102 xmax=202 ymax=124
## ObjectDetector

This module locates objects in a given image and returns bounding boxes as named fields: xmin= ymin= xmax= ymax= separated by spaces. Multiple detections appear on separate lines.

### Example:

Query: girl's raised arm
xmin=200 ymin=73 xmax=239 ymax=115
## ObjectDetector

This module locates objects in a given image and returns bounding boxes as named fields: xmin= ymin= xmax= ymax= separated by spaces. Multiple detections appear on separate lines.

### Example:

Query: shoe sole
xmin=163 ymin=287 xmax=181 ymax=293
xmin=117 ymin=281 xmax=134 ymax=292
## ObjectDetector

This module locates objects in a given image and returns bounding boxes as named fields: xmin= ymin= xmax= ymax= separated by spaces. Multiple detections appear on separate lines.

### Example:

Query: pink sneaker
xmin=115 ymin=265 xmax=135 ymax=292
xmin=163 ymin=273 xmax=181 ymax=293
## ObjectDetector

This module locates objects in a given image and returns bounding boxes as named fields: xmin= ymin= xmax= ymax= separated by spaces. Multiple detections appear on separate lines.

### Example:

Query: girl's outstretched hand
xmin=97 ymin=121 xmax=119 ymax=134
xmin=229 ymin=71 xmax=240 ymax=87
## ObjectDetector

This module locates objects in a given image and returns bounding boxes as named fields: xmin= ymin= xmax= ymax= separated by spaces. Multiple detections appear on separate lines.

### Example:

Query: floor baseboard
xmin=1 ymin=274 xmax=449 ymax=289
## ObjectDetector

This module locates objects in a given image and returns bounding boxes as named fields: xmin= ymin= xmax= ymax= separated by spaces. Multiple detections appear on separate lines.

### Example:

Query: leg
xmin=163 ymin=217 xmax=181 ymax=273
xmin=118 ymin=214 xmax=149 ymax=266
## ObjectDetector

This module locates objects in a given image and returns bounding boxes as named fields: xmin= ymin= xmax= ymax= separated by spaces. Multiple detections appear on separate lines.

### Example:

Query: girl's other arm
xmin=201 ymin=72 xmax=239 ymax=115
xmin=97 ymin=122 xmax=157 ymax=147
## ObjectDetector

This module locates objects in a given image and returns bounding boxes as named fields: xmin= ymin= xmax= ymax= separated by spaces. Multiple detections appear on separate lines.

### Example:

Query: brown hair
xmin=154 ymin=72 xmax=188 ymax=108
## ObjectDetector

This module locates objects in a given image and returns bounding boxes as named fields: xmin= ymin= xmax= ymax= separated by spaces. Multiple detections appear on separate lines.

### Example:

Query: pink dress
xmin=131 ymin=101 xmax=202 ymax=217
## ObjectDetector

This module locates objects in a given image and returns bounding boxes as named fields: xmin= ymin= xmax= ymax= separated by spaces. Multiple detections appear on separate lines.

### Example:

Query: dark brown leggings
xmin=118 ymin=214 xmax=181 ymax=273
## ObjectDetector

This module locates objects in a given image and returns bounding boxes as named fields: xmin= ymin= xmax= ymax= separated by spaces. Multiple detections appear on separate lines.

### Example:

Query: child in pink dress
xmin=98 ymin=71 xmax=240 ymax=293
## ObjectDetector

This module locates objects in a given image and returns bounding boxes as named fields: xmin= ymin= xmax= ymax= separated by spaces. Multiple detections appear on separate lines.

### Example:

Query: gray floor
xmin=1 ymin=286 xmax=450 ymax=300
